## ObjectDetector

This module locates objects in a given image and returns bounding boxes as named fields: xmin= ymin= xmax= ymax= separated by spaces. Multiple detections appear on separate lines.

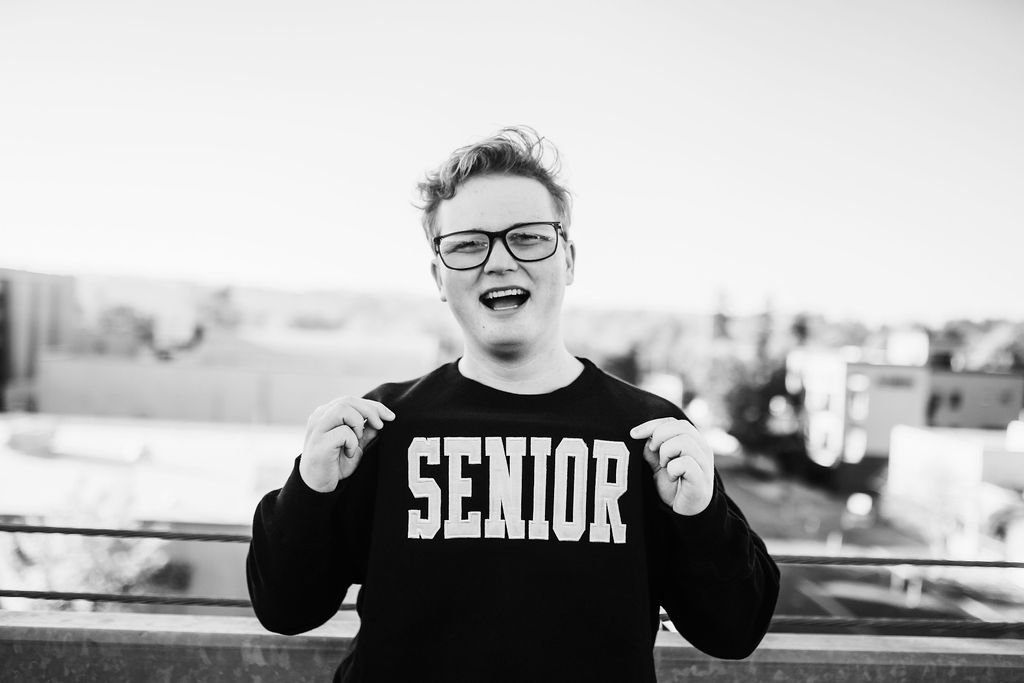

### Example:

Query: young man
xmin=247 ymin=127 xmax=780 ymax=682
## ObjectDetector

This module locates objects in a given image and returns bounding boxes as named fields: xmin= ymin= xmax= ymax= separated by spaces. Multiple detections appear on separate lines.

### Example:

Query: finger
xmin=326 ymin=425 xmax=360 ymax=458
xmin=646 ymin=418 xmax=703 ymax=453
xmin=316 ymin=397 xmax=394 ymax=430
xmin=655 ymin=424 xmax=712 ymax=466
xmin=647 ymin=421 xmax=682 ymax=456
xmin=658 ymin=433 xmax=710 ymax=471
xmin=641 ymin=442 xmax=661 ymax=473
xmin=666 ymin=454 xmax=700 ymax=482
xmin=319 ymin=398 xmax=394 ymax=434
xmin=319 ymin=405 xmax=368 ymax=439
xmin=343 ymin=397 xmax=396 ymax=429
xmin=629 ymin=417 xmax=676 ymax=441
xmin=359 ymin=425 xmax=380 ymax=451
xmin=635 ymin=418 xmax=684 ymax=474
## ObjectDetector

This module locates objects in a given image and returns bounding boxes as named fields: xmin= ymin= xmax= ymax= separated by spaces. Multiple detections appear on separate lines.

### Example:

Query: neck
xmin=458 ymin=343 xmax=583 ymax=394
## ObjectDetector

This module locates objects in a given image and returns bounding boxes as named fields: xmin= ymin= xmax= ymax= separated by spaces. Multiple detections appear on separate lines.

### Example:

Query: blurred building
xmin=34 ymin=327 xmax=439 ymax=425
xmin=0 ymin=269 xmax=80 ymax=412
xmin=787 ymin=346 xmax=1024 ymax=492
xmin=0 ymin=269 xmax=442 ymax=424
xmin=886 ymin=422 xmax=1024 ymax=568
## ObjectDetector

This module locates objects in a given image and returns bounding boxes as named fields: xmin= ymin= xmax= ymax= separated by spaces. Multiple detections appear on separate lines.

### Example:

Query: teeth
xmin=483 ymin=288 xmax=526 ymax=299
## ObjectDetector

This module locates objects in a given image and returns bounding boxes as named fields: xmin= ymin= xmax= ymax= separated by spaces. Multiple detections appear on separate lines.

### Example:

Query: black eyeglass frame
xmin=432 ymin=221 xmax=566 ymax=271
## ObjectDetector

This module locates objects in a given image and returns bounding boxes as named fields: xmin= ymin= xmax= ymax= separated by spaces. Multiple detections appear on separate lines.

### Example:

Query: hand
xmin=299 ymin=397 xmax=396 ymax=492
xmin=630 ymin=417 xmax=714 ymax=516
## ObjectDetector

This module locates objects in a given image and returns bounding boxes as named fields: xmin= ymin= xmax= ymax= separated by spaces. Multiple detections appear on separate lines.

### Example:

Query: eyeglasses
xmin=433 ymin=221 xmax=565 ymax=271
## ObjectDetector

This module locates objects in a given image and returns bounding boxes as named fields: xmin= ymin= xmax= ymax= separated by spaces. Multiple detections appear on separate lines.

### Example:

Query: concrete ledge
xmin=1 ymin=610 xmax=1022 ymax=682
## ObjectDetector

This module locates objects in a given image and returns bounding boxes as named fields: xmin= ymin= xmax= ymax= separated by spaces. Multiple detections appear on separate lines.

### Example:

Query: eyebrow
xmin=438 ymin=221 xmax=558 ymax=236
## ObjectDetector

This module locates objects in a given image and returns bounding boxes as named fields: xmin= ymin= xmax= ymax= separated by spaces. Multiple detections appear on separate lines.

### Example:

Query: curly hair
xmin=416 ymin=126 xmax=573 ymax=244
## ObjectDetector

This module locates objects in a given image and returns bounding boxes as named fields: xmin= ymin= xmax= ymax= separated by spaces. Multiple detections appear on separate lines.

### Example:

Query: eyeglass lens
xmin=437 ymin=224 xmax=558 ymax=269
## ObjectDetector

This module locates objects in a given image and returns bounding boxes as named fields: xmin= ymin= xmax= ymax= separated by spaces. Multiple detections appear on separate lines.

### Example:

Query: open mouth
xmin=480 ymin=287 xmax=531 ymax=311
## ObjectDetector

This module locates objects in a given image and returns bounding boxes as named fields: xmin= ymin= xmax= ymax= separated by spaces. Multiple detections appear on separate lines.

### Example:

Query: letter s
xmin=408 ymin=437 xmax=441 ymax=539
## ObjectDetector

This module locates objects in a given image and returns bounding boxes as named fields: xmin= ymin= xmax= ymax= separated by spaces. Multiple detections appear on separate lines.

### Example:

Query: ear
xmin=564 ymin=240 xmax=576 ymax=286
xmin=430 ymin=259 xmax=447 ymax=302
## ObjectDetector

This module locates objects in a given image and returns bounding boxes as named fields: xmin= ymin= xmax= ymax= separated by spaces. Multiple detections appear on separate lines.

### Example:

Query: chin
xmin=453 ymin=306 xmax=553 ymax=358
xmin=480 ymin=335 xmax=529 ymax=355
xmin=473 ymin=328 xmax=537 ymax=358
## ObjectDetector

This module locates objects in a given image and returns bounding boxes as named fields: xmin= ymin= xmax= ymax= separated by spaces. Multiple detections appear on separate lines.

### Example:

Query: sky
xmin=1 ymin=0 xmax=1022 ymax=326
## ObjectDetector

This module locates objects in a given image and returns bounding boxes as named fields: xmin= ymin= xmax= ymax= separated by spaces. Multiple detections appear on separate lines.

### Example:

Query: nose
xmin=483 ymin=235 xmax=519 ymax=273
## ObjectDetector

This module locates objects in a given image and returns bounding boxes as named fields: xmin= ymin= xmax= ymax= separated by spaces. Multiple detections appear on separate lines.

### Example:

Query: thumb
xmin=639 ymin=438 xmax=661 ymax=473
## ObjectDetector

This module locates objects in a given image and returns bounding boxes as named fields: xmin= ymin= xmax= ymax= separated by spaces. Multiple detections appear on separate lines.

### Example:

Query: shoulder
xmin=583 ymin=359 xmax=688 ymax=424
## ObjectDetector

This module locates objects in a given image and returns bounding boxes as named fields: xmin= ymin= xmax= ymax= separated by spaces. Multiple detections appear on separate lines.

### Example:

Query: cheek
xmin=439 ymin=273 xmax=469 ymax=302
xmin=447 ymin=284 xmax=481 ymax=316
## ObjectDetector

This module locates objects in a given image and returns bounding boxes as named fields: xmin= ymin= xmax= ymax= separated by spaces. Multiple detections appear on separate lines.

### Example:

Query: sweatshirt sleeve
xmin=651 ymin=469 xmax=780 ymax=659
xmin=246 ymin=452 xmax=376 ymax=635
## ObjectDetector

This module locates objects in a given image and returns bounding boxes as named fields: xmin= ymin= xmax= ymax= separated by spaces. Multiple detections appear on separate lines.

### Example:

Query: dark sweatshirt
xmin=247 ymin=358 xmax=780 ymax=682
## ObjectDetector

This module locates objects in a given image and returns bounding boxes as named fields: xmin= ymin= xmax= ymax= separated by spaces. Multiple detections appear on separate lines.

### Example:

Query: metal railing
xmin=2 ymin=522 xmax=1023 ymax=637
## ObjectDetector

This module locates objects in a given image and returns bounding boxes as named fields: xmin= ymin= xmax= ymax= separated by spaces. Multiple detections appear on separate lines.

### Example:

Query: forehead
xmin=435 ymin=175 xmax=557 ymax=235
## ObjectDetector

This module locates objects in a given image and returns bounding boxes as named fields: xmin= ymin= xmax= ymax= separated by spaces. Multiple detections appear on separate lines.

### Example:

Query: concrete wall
xmin=2 ymin=611 xmax=1022 ymax=682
